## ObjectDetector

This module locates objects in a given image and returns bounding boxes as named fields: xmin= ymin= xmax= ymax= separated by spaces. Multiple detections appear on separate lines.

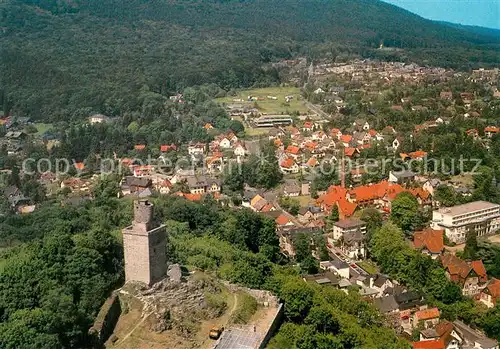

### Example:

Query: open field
xmin=487 ymin=235 xmax=500 ymax=245
xmin=33 ymin=123 xmax=53 ymax=136
xmin=216 ymin=87 xmax=308 ymax=114
xmin=295 ymin=195 xmax=313 ymax=207
xmin=357 ymin=260 xmax=378 ymax=275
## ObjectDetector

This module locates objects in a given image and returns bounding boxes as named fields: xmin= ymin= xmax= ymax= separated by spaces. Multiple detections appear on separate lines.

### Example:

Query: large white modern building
xmin=431 ymin=201 xmax=500 ymax=244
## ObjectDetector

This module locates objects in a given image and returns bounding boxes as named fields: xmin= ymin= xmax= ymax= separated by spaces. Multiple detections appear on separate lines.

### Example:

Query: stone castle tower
xmin=122 ymin=200 xmax=167 ymax=286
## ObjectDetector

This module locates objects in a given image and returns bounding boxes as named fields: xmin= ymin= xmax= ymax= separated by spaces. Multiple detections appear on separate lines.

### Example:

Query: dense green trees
xmin=0 ymin=228 xmax=123 ymax=348
xmin=3 ymin=0 xmax=499 ymax=119
xmin=390 ymin=192 xmax=424 ymax=234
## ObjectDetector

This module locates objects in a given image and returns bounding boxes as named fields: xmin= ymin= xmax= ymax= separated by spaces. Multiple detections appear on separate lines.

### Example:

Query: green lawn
xmin=216 ymin=87 xmax=308 ymax=114
xmin=34 ymin=123 xmax=53 ymax=136
xmin=357 ymin=260 xmax=378 ymax=275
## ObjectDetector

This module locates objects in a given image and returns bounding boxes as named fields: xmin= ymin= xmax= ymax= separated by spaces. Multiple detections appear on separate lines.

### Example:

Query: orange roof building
xmin=74 ymin=162 xmax=85 ymax=170
xmin=415 ymin=307 xmax=440 ymax=321
xmin=412 ymin=339 xmax=445 ymax=349
xmin=280 ymin=158 xmax=295 ymax=169
xmin=134 ymin=144 xmax=146 ymax=150
xmin=441 ymin=254 xmax=488 ymax=286
xmin=276 ymin=214 xmax=291 ymax=226
xmin=340 ymin=134 xmax=352 ymax=143
xmin=413 ymin=228 xmax=444 ymax=256
xmin=409 ymin=150 xmax=428 ymax=160
xmin=306 ymin=157 xmax=318 ymax=167
xmin=480 ymin=278 xmax=500 ymax=307
xmin=286 ymin=145 xmax=300 ymax=155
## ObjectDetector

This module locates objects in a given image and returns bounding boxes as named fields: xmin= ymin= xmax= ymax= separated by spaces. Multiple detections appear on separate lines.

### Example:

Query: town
xmin=2 ymin=58 xmax=500 ymax=349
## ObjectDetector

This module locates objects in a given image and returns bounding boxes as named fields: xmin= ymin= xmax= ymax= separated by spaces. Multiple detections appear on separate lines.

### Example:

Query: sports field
xmin=216 ymin=87 xmax=308 ymax=114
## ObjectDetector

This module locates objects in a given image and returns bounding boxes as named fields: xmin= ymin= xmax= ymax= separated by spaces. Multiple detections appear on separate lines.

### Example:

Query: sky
xmin=383 ymin=0 xmax=500 ymax=29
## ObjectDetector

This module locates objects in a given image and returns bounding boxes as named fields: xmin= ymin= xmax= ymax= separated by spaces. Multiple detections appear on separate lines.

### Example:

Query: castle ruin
xmin=122 ymin=200 xmax=167 ymax=286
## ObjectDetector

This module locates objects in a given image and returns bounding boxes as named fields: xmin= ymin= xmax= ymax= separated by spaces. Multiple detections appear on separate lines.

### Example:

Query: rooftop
xmin=214 ymin=327 xmax=262 ymax=349
xmin=334 ymin=219 xmax=366 ymax=229
xmin=436 ymin=200 xmax=500 ymax=216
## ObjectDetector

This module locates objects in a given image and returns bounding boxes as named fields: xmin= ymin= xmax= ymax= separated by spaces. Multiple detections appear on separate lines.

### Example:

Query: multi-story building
xmin=431 ymin=201 xmax=500 ymax=244
xmin=332 ymin=219 xmax=366 ymax=241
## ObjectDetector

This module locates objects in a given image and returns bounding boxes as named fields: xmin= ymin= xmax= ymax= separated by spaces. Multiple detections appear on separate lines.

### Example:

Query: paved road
xmin=303 ymin=101 xmax=331 ymax=120
xmin=326 ymin=245 xmax=369 ymax=278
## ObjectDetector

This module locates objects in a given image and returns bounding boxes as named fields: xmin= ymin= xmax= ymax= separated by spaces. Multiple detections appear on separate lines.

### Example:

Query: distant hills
xmin=1 ymin=0 xmax=499 ymax=119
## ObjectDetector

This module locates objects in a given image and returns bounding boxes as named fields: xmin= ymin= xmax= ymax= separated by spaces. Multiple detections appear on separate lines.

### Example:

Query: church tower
xmin=122 ymin=200 xmax=167 ymax=286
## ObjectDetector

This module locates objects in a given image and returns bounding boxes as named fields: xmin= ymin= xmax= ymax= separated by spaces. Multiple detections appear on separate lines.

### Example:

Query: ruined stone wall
xmin=222 ymin=282 xmax=279 ymax=307
xmin=88 ymin=293 xmax=121 ymax=347
xmin=259 ymin=303 xmax=284 ymax=349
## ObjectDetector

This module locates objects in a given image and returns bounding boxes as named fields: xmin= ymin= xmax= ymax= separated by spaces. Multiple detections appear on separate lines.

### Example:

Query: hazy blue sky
xmin=383 ymin=0 xmax=500 ymax=29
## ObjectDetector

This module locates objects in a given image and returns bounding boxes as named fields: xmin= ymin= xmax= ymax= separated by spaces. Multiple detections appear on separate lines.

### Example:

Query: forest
xmin=2 ymin=0 xmax=500 ymax=119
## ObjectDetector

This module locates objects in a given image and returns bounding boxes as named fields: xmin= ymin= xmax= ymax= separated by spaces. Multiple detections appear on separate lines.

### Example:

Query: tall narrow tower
xmin=122 ymin=200 xmax=167 ymax=286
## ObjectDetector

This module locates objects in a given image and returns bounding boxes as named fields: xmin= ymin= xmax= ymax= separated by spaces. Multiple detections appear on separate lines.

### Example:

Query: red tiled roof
xmin=409 ymin=188 xmax=431 ymax=200
xmin=330 ymin=128 xmax=341 ymax=137
xmin=160 ymin=144 xmax=177 ymax=152
xmin=485 ymin=126 xmax=500 ymax=133
xmin=409 ymin=150 xmax=427 ymax=159
xmin=413 ymin=228 xmax=444 ymax=254
xmin=368 ymin=129 xmax=377 ymax=137
xmin=276 ymin=214 xmax=290 ymax=225
xmin=344 ymin=147 xmax=357 ymax=157
xmin=280 ymin=158 xmax=295 ymax=169
xmin=412 ymin=339 xmax=445 ymax=349
xmin=415 ymin=307 xmax=440 ymax=321
xmin=471 ymin=260 xmax=488 ymax=282
xmin=441 ymin=254 xmax=471 ymax=280
xmin=441 ymin=254 xmax=487 ymax=283
xmin=348 ymin=181 xmax=389 ymax=202
xmin=385 ymin=184 xmax=405 ymax=200
xmin=184 ymin=193 xmax=202 ymax=201
xmin=306 ymin=157 xmax=318 ymax=167
xmin=135 ymin=144 xmax=146 ymax=150
xmin=340 ymin=135 xmax=352 ymax=143
xmin=286 ymin=145 xmax=300 ymax=155
xmin=74 ymin=162 xmax=85 ymax=170
xmin=337 ymin=199 xmax=357 ymax=218
xmin=261 ymin=203 xmax=274 ymax=212
xmin=303 ymin=121 xmax=313 ymax=129
xmin=317 ymin=186 xmax=347 ymax=208
xmin=485 ymin=278 xmax=500 ymax=298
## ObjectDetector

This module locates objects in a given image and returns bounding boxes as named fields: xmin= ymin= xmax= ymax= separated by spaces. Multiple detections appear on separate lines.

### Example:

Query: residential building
xmin=479 ymin=278 xmax=500 ymax=308
xmin=185 ymin=176 xmax=221 ymax=195
xmin=88 ymin=114 xmax=109 ymax=124
xmin=332 ymin=219 xmax=366 ymax=241
xmin=320 ymin=259 xmax=350 ymax=279
xmin=389 ymin=170 xmax=416 ymax=184
xmin=303 ymin=272 xmax=340 ymax=288
xmin=341 ymin=229 xmax=366 ymax=259
xmin=431 ymin=201 xmax=500 ymax=244
xmin=413 ymin=308 xmax=440 ymax=329
xmin=413 ymin=228 xmax=445 ymax=259
xmin=440 ymin=254 xmax=488 ymax=296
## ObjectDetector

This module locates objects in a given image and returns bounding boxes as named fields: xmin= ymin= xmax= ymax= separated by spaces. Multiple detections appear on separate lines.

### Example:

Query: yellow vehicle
xmin=209 ymin=326 xmax=224 ymax=340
